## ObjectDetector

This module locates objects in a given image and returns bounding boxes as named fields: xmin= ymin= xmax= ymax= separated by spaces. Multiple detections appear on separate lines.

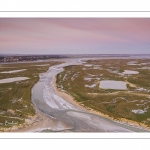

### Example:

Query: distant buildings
xmin=0 ymin=55 xmax=68 ymax=63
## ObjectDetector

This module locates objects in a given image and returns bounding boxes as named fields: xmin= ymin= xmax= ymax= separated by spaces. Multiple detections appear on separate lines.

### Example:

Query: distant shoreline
xmin=1 ymin=53 xmax=150 ymax=64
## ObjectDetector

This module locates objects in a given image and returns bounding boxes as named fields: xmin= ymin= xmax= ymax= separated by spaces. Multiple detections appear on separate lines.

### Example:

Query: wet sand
xmin=54 ymin=76 xmax=150 ymax=131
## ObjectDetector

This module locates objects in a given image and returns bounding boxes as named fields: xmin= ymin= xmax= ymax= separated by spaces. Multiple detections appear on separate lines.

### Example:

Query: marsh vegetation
xmin=56 ymin=59 xmax=150 ymax=127
xmin=0 ymin=61 xmax=61 ymax=130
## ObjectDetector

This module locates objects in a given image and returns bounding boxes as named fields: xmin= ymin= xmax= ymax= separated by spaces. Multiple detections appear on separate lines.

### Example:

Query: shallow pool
xmin=122 ymin=70 xmax=139 ymax=75
xmin=99 ymin=80 xmax=126 ymax=90
xmin=0 ymin=77 xmax=29 ymax=84
xmin=0 ymin=69 xmax=27 ymax=74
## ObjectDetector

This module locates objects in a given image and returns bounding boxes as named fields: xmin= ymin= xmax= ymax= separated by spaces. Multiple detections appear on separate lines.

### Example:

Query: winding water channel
xmin=32 ymin=58 xmax=148 ymax=132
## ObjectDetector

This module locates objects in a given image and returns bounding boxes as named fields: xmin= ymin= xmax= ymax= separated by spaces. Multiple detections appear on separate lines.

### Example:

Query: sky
xmin=0 ymin=18 xmax=150 ymax=54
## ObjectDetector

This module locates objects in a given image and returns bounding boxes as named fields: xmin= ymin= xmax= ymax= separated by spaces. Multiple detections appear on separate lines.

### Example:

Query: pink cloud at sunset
xmin=0 ymin=18 xmax=150 ymax=54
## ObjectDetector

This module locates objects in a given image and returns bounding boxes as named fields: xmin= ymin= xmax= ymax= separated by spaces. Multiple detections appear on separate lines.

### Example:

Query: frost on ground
xmin=84 ymin=77 xmax=100 ymax=82
xmin=63 ymin=74 xmax=67 ymax=81
xmin=139 ymin=67 xmax=150 ymax=70
xmin=86 ymin=73 xmax=99 ymax=77
xmin=67 ymin=111 xmax=131 ymax=132
xmin=84 ymin=64 xmax=92 ymax=67
xmin=132 ymin=109 xmax=147 ymax=114
xmin=34 ymin=64 xmax=50 ymax=66
xmin=85 ymin=84 xmax=96 ymax=88
xmin=82 ymin=68 xmax=86 ymax=70
xmin=71 ymin=73 xmax=79 ymax=81
xmin=127 ymin=61 xmax=139 ymax=65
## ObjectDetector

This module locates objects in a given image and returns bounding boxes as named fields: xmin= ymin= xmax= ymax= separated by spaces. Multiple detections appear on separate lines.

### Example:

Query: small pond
xmin=0 ymin=69 xmax=27 ymax=74
xmin=99 ymin=80 xmax=126 ymax=90
xmin=122 ymin=70 xmax=139 ymax=75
